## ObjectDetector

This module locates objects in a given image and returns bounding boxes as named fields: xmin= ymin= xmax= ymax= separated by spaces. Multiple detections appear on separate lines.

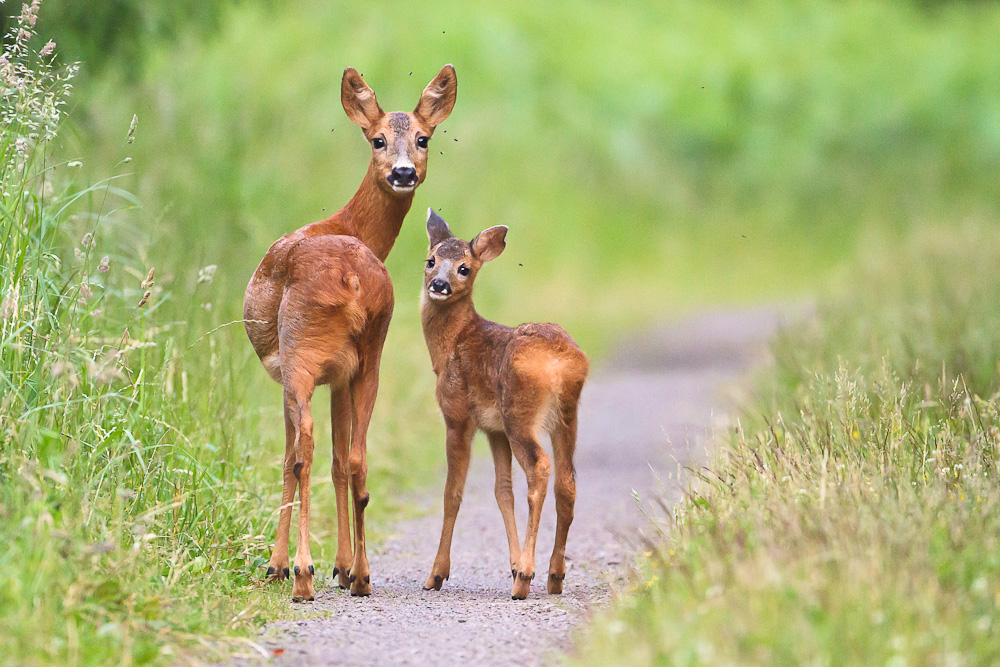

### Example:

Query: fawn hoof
xmin=350 ymin=574 xmax=371 ymax=597
xmin=291 ymin=562 xmax=315 ymax=601
xmin=423 ymin=574 xmax=445 ymax=591
xmin=548 ymin=572 xmax=565 ymax=594
xmin=511 ymin=570 xmax=533 ymax=599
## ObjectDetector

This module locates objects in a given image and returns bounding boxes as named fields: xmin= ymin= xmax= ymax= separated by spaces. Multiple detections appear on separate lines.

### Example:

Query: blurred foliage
xmin=65 ymin=0 xmax=1000 ymax=356
xmin=1 ymin=0 xmax=263 ymax=75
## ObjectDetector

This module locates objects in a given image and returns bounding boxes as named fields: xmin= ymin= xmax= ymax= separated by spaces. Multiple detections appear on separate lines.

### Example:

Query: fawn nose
xmin=429 ymin=278 xmax=451 ymax=295
xmin=389 ymin=166 xmax=417 ymax=188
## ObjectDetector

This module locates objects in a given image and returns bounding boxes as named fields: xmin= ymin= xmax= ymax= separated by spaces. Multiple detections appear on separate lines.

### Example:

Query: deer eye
xmin=457 ymin=264 xmax=470 ymax=276
xmin=417 ymin=136 xmax=429 ymax=149
xmin=372 ymin=137 xmax=386 ymax=149
xmin=426 ymin=257 xmax=435 ymax=268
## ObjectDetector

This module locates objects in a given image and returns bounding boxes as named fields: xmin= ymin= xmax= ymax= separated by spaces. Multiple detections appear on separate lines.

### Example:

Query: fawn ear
xmin=471 ymin=225 xmax=508 ymax=263
xmin=426 ymin=208 xmax=453 ymax=247
xmin=414 ymin=64 xmax=457 ymax=127
xmin=342 ymin=68 xmax=384 ymax=130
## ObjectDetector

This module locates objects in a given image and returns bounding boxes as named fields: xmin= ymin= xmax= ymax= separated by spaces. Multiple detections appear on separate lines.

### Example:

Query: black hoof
xmin=332 ymin=567 xmax=339 ymax=577
xmin=266 ymin=566 xmax=275 ymax=577
xmin=283 ymin=567 xmax=290 ymax=579
xmin=364 ymin=575 xmax=370 ymax=584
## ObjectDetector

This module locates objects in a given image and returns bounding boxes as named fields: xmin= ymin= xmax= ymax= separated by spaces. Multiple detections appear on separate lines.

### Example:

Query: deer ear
xmin=341 ymin=68 xmax=384 ymax=130
xmin=471 ymin=225 xmax=508 ymax=262
xmin=426 ymin=208 xmax=453 ymax=247
xmin=414 ymin=64 xmax=457 ymax=127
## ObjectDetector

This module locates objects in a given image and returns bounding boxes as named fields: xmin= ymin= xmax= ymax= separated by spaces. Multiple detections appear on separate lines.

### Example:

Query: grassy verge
xmin=577 ymin=224 xmax=1000 ymax=664
xmin=0 ymin=10 xmax=290 ymax=664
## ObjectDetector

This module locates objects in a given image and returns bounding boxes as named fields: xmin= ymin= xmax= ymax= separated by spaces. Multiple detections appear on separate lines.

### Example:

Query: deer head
xmin=341 ymin=65 xmax=458 ymax=196
xmin=423 ymin=209 xmax=507 ymax=303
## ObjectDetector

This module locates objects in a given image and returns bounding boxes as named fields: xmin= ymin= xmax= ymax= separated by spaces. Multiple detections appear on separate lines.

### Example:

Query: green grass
xmin=577 ymin=225 xmax=1000 ymax=664
xmin=4 ymin=0 xmax=1000 ymax=663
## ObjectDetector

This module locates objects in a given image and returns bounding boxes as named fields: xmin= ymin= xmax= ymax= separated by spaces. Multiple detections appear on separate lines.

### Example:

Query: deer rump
xmin=248 ymin=235 xmax=393 ymax=386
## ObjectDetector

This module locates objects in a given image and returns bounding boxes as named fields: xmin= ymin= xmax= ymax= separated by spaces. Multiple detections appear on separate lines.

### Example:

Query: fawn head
xmin=423 ymin=209 xmax=507 ymax=303
xmin=341 ymin=65 xmax=457 ymax=196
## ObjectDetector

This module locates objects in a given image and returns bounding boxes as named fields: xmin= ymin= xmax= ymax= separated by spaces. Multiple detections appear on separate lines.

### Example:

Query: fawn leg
xmin=286 ymin=379 xmax=316 ymax=602
xmin=266 ymin=410 xmax=297 ymax=582
xmin=548 ymin=412 xmax=578 ymax=594
xmin=487 ymin=431 xmax=521 ymax=578
xmin=424 ymin=419 xmax=474 ymax=590
xmin=330 ymin=385 xmax=354 ymax=588
xmin=509 ymin=429 xmax=550 ymax=600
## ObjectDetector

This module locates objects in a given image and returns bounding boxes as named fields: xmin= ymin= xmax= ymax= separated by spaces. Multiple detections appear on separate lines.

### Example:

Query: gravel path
xmin=240 ymin=308 xmax=788 ymax=666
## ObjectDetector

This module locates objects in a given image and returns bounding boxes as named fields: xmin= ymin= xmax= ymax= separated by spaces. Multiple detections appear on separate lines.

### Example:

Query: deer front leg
xmin=286 ymin=380 xmax=316 ymax=602
xmin=347 ymin=360 xmax=383 ymax=597
xmin=487 ymin=431 xmax=521 ymax=579
xmin=266 ymin=414 xmax=298 ymax=582
xmin=424 ymin=419 xmax=474 ymax=591
xmin=509 ymin=430 xmax=550 ymax=600
xmin=330 ymin=386 xmax=353 ymax=588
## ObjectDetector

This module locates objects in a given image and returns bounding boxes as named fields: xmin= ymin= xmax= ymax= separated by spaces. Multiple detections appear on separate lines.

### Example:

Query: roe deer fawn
xmin=243 ymin=66 xmax=457 ymax=600
xmin=419 ymin=210 xmax=589 ymax=599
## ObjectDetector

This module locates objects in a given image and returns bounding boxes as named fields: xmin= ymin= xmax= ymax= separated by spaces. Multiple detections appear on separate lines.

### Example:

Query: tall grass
xmin=1 ymin=6 xmax=286 ymax=663
xmin=578 ymin=224 xmax=1000 ymax=664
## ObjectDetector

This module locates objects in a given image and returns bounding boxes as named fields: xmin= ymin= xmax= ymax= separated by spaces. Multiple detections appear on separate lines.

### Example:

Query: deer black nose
xmin=389 ymin=166 xmax=417 ymax=187
xmin=429 ymin=278 xmax=451 ymax=294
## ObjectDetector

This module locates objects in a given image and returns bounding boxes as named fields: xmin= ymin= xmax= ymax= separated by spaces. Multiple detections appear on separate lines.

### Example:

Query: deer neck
xmin=341 ymin=166 xmax=414 ymax=262
xmin=421 ymin=294 xmax=478 ymax=373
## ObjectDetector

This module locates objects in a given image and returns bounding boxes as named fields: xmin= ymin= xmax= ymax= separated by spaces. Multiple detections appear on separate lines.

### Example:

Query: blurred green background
xmin=5 ymin=0 xmax=1000 ymax=660
xmin=42 ymin=0 xmax=1000 ymax=353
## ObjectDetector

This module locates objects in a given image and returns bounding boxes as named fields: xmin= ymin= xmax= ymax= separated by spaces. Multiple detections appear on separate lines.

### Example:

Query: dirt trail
xmin=241 ymin=308 xmax=788 ymax=666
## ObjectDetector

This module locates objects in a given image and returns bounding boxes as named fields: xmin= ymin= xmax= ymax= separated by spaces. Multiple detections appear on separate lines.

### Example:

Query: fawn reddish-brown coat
xmin=419 ymin=210 xmax=589 ymax=599
xmin=243 ymin=66 xmax=457 ymax=600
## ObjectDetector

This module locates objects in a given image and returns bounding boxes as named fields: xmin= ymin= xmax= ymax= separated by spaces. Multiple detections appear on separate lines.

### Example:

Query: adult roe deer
xmin=243 ymin=66 xmax=457 ymax=600
xmin=419 ymin=210 xmax=589 ymax=599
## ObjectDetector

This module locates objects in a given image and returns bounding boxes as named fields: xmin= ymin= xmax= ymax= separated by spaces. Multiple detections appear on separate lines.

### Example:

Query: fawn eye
xmin=426 ymin=257 xmax=435 ymax=268
xmin=457 ymin=264 xmax=470 ymax=276
xmin=372 ymin=137 xmax=386 ymax=149
xmin=417 ymin=136 xmax=429 ymax=149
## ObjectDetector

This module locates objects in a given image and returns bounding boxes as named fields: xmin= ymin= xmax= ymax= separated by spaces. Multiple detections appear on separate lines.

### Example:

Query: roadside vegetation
xmin=2 ymin=0 xmax=999 ymax=663
xmin=578 ymin=224 xmax=1000 ymax=663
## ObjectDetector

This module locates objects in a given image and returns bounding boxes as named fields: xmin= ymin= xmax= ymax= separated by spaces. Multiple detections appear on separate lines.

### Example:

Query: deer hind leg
xmin=266 ymin=411 xmax=298 ymax=582
xmin=507 ymin=423 xmax=551 ymax=600
xmin=330 ymin=385 xmax=353 ymax=589
xmin=285 ymin=378 xmax=316 ymax=602
xmin=487 ymin=431 xmax=521 ymax=579
xmin=424 ymin=419 xmax=474 ymax=591
xmin=547 ymin=409 xmax=578 ymax=594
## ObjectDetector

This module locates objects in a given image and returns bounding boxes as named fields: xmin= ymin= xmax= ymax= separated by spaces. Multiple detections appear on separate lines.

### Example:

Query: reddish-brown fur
xmin=243 ymin=66 xmax=457 ymax=600
xmin=418 ymin=211 xmax=589 ymax=600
